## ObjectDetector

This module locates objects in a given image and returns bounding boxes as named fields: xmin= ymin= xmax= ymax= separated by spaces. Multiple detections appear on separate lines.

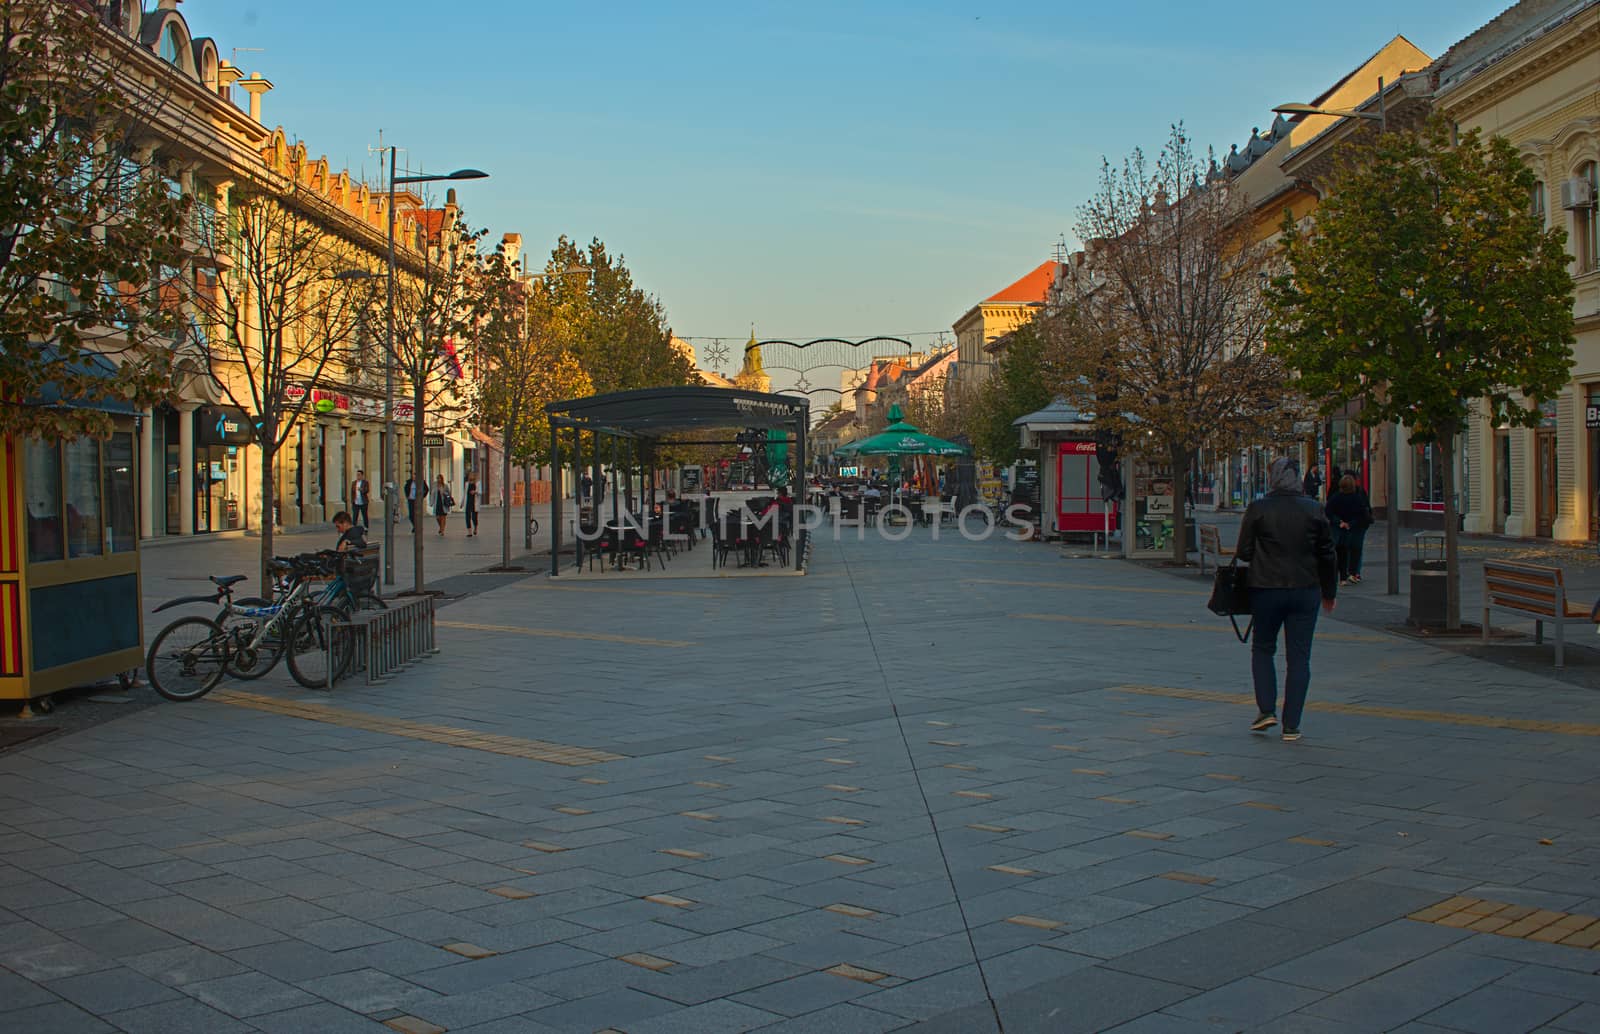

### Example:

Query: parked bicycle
xmin=145 ymin=554 xmax=354 ymax=701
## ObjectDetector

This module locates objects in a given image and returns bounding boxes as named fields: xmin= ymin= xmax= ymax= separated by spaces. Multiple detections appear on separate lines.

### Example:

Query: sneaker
xmin=1350 ymin=575 xmax=1361 ymax=584
xmin=1282 ymin=728 xmax=1302 ymax=742
xmin=1251 ymin=713 xmax=1279 ymax=732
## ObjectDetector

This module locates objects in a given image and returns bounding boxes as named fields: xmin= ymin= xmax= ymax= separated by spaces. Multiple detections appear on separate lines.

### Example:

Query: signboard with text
xmin=422 ymin=433 xmax=446 ymax=449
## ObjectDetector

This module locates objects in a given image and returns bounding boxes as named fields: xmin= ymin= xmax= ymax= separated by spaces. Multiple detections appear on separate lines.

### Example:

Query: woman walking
xmin=1236 ymin=457 xmax=1338 ymax=742
xmin=1325 ymin=474 xmax=1374 ymax=585
xmin=433 ymin=474 xmax=453 ymax=536
xmin=464 ymin=473 xmax=480 ymax=537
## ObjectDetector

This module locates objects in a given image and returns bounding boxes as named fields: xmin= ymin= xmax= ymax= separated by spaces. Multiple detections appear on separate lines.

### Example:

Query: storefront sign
xmin=422 ymin=434 xmax=446 ymax=449
xmin=1586 ymin=403 xmax=1600 ymax=430
xmin=394 ymin=402 xmax=415 ymax=420
xmin=197 ymin=405 xmax=253 ymax=446
xmin=1062 ymin=440 xmax=1097 ymax=454
xmin=311 ymin=388 xmax=350 ymax=415
xmin=837 ymin=465 xmax=859 ymax=478
xmin=283 ymin=384 xmax=308 ymax=404
xmin=348 ymin=396 xmax=383 ymax=419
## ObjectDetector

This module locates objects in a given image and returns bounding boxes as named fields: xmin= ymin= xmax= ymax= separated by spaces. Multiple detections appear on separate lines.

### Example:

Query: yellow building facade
xmin=100 ymin=1 xmax=462 ymax=541
xmin=1433 ymin=1 xmax=1600 ymax=540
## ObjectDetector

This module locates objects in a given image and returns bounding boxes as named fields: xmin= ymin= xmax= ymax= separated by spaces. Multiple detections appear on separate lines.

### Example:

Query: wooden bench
xmin=1198 ymin=524 xmax=1234 ymax=575
xmin=1482 ymin=560 xmax=1600 ymax=668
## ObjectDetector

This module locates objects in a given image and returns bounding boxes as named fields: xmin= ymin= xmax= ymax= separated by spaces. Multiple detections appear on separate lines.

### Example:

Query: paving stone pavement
xmin=5 ymin=527 xmax=1600 ymax=1032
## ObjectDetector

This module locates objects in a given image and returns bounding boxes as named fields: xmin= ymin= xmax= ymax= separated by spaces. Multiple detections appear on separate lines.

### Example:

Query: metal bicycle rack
xmin=327 ymin=595 xmax=438 ymax=686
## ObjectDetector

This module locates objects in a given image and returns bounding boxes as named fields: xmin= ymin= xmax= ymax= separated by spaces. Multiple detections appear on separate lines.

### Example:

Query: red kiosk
xmin=1014 ymin=400 xmax=1116 ymax=540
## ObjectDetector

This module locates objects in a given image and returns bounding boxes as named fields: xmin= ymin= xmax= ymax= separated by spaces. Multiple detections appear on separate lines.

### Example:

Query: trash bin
xmin=1408 ymin=531 xmax=1447 ymax=628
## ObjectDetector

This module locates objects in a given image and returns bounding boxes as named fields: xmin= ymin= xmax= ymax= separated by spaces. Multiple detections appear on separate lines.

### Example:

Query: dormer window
xmin=159 ymin=24 xmax=183 ymax=65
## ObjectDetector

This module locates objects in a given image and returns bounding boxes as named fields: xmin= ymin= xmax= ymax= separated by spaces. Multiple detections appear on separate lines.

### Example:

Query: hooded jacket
xmin=1236 ymin=459 xmax=1338 ymax=599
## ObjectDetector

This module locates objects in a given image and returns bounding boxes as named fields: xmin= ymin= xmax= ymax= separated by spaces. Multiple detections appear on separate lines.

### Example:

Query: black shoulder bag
xmin=1206 ymin=559 xmax=1253 ymax=643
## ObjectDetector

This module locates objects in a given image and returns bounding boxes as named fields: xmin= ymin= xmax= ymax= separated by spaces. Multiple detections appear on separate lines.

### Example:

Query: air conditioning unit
xmin=1560 ymin=177 xmax=1595 ymax=210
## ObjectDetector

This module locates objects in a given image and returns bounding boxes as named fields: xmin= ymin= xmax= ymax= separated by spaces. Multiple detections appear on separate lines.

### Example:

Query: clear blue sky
xmin=189 ymin=0 xmax=1507 ymax=374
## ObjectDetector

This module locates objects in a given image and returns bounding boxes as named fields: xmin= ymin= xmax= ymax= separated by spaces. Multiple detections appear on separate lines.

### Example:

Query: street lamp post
xmin=377 ymin=149 xmax=487 ymax=587
xmin=1272 ymin=79 xmax=1402 ymax=596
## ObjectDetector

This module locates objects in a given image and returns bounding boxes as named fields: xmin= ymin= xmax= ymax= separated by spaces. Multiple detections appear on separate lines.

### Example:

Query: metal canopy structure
xmin=545 ymin=386 xmax=812 ymax=575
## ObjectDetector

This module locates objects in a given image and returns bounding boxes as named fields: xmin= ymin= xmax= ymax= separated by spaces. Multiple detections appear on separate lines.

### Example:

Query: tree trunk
xmin=259 ymin=438 xmax=276 ymax=595
xmin=412 ymin=381 xmax=426 ymax=596
xmin=523 ymin=461 xmax=533 ymax=550
xmin=1440 ymin=431 xmax=1461 ymax=630
xmin=1170 ymin=442 xmax=1191 ymax=565
xmin=501 ymin=422 xmax=515 ymax=570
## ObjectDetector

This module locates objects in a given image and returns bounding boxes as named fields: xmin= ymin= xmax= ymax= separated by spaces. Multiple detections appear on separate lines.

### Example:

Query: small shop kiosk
xmin=1013 ymin=399 xmax=1117 ymax=540
xmin=2 ymin=406 xmax=143 ymax=709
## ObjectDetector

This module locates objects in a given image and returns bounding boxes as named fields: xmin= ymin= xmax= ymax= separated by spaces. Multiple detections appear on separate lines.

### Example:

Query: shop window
xmin=1413 ymin=442 xmax=1444 ymax=509
xmin=65 ymin=438 xmax=103 ymax=557
xmin=25 ymin=440 xmax=62 ymax=563
xmin=103 ymin=432 xmax=136 ymax=552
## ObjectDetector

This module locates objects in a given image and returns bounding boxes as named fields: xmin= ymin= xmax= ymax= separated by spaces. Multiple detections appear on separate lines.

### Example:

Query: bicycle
xmin=146 ymin=556 xmax=353 ymax=700
xmin=306 ymin=548 xmax=385 ymax=612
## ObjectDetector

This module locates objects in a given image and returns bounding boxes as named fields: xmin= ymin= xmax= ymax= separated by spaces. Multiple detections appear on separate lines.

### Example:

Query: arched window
xmin=121 ymin=1 xmax=139 ymax=35
xmin=159 ymin=23 xmax=183 ymax=65
xmin=1583 ymin=163 xmax=1600 ymax=272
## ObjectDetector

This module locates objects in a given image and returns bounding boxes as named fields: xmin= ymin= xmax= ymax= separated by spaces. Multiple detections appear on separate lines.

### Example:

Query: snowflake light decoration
xmin=794 ymin=374 xmax=812 ymax=392
xmin=704 ymin=340 xmax=730 ymax=369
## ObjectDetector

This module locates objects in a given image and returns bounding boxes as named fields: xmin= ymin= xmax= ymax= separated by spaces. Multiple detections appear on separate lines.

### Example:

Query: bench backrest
xmin=1483 ymin=560 xmax=1565 ymax=618
xmin=1199 ymin=525 xmax=1222 ymax=553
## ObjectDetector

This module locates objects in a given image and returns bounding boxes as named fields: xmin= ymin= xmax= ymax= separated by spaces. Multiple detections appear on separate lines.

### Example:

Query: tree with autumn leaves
xmin=1042 ymin=124 xmax=1300 ymax=562
xmin=471 ymin=244 xmax=590 ymax=570
xmin=1268 ymin=115 xmax=1575 ymax=628
xmin=0 ymin=0 xmax=191 ymax=439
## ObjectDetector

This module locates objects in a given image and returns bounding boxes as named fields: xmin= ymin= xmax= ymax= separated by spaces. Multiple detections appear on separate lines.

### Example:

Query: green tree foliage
xmin=543 ymin=236 xmax=694 ymax=394
xmin=0 ymin=0 xmax=190 ymax=438
xmin=471 ymin=246 xmax=591 ymax=568
xmin=1268 ymin=114 xmax=1575 ymax=627
xmin=969 ymin=321 xmax=1050 ymax=467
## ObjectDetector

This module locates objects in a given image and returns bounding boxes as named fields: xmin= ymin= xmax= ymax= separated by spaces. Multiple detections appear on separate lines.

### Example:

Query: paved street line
xmin=968 ymin=577 xmax=1204 ymax=596
xmin=436 ymin=619 xmax=695 ymax=648
xmin=520 ymin=584 xmax=727 ymax=599
xmin=1111 ymin=684 xmax=1600 ymax=736
xmin=1012 ymin=613 xmax=1389 ymax=642
xmin=209 ymin=689 xmax=626 ymax=764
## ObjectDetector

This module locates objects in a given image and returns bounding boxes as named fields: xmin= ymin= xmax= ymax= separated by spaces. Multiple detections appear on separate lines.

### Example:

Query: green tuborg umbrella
xmin=837 ymin=405 xmax=971 ymax=458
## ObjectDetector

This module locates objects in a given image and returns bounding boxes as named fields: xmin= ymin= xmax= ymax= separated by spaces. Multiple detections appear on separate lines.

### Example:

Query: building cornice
xmin=1435 ymin=12 xmax=1600 ymax=121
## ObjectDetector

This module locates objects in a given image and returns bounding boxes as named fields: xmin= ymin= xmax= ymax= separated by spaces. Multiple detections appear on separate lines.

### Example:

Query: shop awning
xmin=28 ymin=346 xmax=139 ymax=415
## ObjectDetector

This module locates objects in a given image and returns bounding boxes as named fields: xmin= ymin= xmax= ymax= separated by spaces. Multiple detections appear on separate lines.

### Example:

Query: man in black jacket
xmin=1236 ymin=456 xmax=1338 ymax=742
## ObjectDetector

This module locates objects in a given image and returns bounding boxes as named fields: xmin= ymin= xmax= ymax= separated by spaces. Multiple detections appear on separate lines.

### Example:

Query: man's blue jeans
xmin=1250 ymin=587 xmax=1322 ymax=730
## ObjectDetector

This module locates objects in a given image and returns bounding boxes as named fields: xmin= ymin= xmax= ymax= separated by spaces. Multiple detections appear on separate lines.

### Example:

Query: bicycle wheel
xmin=145 ymin=617 xmax=228 ymax=702
xmin=286 ymin=604 xmax=353 ymax=689
xmin=221 ymin=597 xmax=285 ymax=680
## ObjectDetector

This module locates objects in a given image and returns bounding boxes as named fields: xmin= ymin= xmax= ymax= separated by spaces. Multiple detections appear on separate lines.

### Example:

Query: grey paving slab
xmin=11 ymin=531 xmax=1600 ymax=1029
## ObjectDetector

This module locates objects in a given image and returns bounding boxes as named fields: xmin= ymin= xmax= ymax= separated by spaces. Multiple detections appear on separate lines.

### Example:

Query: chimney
xmin=237 ymin=72 xmax=273 ymax=123
xmin=215 ymin=59 xmax=243 ymax=103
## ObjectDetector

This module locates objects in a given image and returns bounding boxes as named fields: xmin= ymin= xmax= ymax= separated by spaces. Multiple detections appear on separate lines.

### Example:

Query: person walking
xmin=404 ymin=475 xmax=419 ymax=529
xmin=350 ymin=470 xmax=370 ymax=529
xmin=432 ymin=474 xmax=453 ymax=536
xmin=1236 ymin=456 xmax=1337 ymax=742
xmin=463 ymin=473 xmax=480 ymax=537
xmin=1325 ymin=473 xmax=1374 ymax=585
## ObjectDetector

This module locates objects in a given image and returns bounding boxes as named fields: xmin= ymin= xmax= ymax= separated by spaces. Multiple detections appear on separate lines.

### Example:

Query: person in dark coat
xmin=1302 ymin=464 xmax=1324 ymax=501
xmin=1236 ymin=457 xmax=1338 ymax=742
xmin=1325 ymin=474 xmax=1374 ymax=585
